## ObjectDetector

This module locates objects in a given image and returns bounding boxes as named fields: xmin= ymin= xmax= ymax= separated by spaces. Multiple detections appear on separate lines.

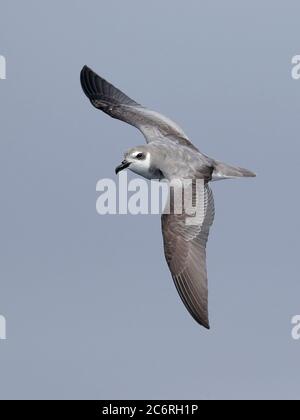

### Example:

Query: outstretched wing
xmin=80 ymin=66 xmax=198 ymax=150
xmin=161 ymin=182 xmax=215 ymax=328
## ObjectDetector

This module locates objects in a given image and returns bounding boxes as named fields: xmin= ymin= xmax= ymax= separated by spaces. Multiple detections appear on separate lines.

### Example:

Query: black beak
xmin=115 ymin=160 xmax=131 ymax=175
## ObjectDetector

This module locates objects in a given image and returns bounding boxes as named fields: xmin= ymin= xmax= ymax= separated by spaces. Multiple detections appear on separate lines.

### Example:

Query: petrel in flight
xmin=80 ymin=66 xmax=255 ymax=329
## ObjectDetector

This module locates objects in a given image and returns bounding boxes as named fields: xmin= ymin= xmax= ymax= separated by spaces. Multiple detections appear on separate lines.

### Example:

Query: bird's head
xmin=115 ymin=146 xmax=152 ymax=179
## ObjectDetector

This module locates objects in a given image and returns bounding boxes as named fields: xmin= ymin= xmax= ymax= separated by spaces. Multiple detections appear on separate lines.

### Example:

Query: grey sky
xmin=0 ymin=0 xmax=300 ymax=400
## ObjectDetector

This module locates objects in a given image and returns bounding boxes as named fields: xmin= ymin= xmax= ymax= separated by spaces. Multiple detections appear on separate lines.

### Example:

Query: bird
xmin=80 ymin=65 xmax=255 ymax=329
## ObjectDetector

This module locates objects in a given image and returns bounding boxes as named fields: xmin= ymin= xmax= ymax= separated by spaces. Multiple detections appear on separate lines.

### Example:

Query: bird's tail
xmin=212 ymin=160 xmax=256 ymax=180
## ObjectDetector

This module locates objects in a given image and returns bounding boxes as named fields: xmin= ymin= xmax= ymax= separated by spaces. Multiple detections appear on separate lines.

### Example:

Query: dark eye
xmin=136 ymin=153 xmax=144 ymax=160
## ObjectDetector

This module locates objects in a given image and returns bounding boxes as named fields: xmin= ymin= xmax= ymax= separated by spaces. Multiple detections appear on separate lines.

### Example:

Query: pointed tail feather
xmin=212 ymin=161 xmax=256 ymax=180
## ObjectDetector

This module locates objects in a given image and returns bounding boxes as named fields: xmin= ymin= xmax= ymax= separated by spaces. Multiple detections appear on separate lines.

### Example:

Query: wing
xmin=80 ymin=66 xmax=198 ymax=150
xmin=161 ymin=182 xmax=215 ymax=328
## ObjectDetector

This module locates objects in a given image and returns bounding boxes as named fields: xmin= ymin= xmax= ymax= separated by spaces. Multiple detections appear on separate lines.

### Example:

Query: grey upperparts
xmin=80 ymin=65 xmax=256 ymax=329
xmin=80 ymin=66 xmax=256 ymax=180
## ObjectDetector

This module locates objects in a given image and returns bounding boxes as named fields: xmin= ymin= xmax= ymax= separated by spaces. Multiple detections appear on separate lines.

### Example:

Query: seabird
xmin=80 ymin=66 xmax=255 ymax=329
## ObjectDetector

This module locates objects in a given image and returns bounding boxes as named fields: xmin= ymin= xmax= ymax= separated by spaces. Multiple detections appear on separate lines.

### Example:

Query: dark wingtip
xmin=80 ymin=66 xmax=141 ymax=109
xmin=202 ymin=320 xmax=210 ymax=330
xmin=80 ymin=65 xmax=89 ymax=96
xmin=193 ymin=315 xmax=210 ymax=330
xmin=80 ymin=65 xmax=101 ymax=100
xmin=80 ymin=65 xmax=92 ymax=77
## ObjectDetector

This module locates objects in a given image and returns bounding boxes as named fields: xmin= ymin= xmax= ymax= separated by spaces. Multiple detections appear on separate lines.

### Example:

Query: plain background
xmin=0 ymin=0 xmax=299 ymax=400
